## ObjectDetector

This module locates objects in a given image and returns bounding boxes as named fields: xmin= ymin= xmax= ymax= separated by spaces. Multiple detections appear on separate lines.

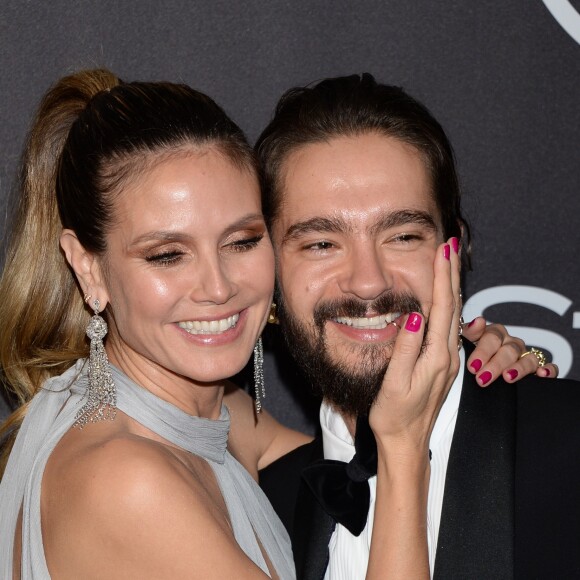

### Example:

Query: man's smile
xmin=333 ymin=312 xmax=402 ymax=330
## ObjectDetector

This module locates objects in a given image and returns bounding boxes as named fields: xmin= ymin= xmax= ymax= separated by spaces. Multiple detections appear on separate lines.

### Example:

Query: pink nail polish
xmin=443 ymin=244 xmax=450 ymax=260
xmin=506 ymin=369 xmax=518 ymax=381
xmin=467 ymin=318 xmax=478 ymax=328
xmin=479 ymin=370 xmax=492 ymax=386
xmin=405 ymin=312 xmax=422 ymax=332
xmin=451 ymin=237 xmax=459 ymax=254
xmin=470 ymin=359 xmax=482 ymax=372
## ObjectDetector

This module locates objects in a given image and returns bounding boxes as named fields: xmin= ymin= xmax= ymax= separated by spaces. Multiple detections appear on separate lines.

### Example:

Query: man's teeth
xmin=178 ymin=314 xmax=239 ymax=335
xmin=334 ymin=313 xmax=401 ymax=329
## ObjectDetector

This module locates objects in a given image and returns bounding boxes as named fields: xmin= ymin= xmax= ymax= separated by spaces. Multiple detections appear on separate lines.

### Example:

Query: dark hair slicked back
xmin=256 ymin=73 xmax=470 ymax=261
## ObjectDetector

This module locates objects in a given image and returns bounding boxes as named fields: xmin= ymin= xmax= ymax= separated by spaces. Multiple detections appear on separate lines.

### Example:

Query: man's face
xmin=271 ymin=132 xmax=445 ymax=416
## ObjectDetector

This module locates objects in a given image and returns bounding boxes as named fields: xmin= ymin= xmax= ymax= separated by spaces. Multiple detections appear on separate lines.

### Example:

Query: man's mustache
xmin=313 ymin=292 xmax=423 ymax=330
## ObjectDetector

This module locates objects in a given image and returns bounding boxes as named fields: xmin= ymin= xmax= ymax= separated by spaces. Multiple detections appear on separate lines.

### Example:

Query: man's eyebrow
xmin=282 ymin=216 xmax=351 ymax=244
xmin=369 ymin=209 xmax=438 ymax=235
xmin=281 ymin=210 xmax=438 ymax=245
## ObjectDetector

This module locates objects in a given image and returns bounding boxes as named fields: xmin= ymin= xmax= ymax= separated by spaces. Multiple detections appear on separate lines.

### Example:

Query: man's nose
xmin=338 ymin=244 xmax=392 ymax=301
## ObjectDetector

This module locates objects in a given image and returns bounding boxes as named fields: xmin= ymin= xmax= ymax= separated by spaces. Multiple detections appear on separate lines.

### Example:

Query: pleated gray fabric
xmin=0 ymin=360 xmax=295 ymax=579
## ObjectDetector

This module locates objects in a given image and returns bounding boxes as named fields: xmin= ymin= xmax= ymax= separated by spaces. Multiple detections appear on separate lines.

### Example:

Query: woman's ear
xmin=60 ymin=229 xmax=110 ymax=309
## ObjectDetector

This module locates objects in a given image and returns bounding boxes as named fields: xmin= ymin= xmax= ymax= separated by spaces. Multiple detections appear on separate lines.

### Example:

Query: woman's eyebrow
xmin=129 ymin=213 xmax=266 ymax=246
xmin=221 ymin=213 xmax=267 ymax=237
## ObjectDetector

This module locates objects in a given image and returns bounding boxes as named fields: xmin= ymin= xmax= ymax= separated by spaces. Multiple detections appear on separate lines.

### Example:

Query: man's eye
xmin=304 ymin=241 xmax=335 ymax=251
xmin=145 ymin=251 xmax=184 ymax=265
xmin=228 ymin=234 xmax=264 ymax=252
xmin=392 ymin=233 xmax=422 ymax=243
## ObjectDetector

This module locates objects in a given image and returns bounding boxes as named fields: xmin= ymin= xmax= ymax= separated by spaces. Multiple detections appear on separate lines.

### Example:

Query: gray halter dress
xmin=0 ymin=360 xmax=295 ymax=579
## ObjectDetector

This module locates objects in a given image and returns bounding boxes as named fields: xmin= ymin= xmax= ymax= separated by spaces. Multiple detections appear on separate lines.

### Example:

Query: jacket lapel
xmin=292 ymin=438 xmax=336 ymax=580
xmin=434 ymin=343 xmax=516 ymax=579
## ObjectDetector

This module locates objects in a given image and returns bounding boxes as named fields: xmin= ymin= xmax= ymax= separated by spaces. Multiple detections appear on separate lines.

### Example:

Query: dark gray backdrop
xmin=1 ymin=1 xmax=579 ymax=432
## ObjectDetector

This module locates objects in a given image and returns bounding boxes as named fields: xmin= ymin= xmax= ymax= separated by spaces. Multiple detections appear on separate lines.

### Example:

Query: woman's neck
xmin=106 ymin=343 xmax=225 ymax=420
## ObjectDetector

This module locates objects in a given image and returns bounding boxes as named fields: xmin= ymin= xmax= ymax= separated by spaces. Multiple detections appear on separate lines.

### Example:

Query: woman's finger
xmin=461 ymin=316 xmax=487 ymax=343
xmin=466 ymin=324 xmax=525 ymax=386
xmin=369 ymin=312 xmax=427 ymax=437
xmin=376 ymin=312 xmax=425 ymax=400
xmin=447 ymin=237 xmax=462 ymax=355
xmin=536 ymin=363 xmax=558 ymax=378
xmin=502 ymin=355 xmax=558 ymax=383
xmin=424 ymin=242 xmax=454 ymax=362
xmin=466 ymin=325 xmax=558 ymax=385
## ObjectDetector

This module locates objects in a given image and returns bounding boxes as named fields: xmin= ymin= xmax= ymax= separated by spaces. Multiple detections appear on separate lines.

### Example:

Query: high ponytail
xmin=0 ymin=70 xmax=120 ymax=474
xmin=0 ymin=68 xmax=255 ymax=476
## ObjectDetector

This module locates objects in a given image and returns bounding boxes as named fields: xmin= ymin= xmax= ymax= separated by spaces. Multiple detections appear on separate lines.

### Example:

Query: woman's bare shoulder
xmin=42 ymin=423 xmax=263 ymax=579
xmin=44 ymin=425 xmax=213 ymax=535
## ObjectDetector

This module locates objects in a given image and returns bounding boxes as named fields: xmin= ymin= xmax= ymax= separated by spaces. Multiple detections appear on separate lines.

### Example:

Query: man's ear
xmin=60 ymin=229 xmax=110 ymax=309
xmin=457 ymin=218 xmax=472 ymax=271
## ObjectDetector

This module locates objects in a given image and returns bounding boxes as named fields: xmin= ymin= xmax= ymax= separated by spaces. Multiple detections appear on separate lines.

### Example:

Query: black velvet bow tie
xmin=302 ymin=415 xmax=432 ymax=536
xmin=301 ymin=415 xmax=378 ymax=536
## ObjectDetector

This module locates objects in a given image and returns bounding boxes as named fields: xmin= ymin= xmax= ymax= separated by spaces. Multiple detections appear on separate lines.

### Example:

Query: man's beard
xmin=278 ymin=292 xmax=424 ymax=417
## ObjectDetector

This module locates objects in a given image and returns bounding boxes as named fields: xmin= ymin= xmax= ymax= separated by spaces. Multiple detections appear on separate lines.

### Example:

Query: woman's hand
xmin=366 ymin=238 xmax=461 ymax=580
xmin=461 ymin=318 xmax=558 ymax=386
xmin=369 ymin=237 xmax=461 ymax=450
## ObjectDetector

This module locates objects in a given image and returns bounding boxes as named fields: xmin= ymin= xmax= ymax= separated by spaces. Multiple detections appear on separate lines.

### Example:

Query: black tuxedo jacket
xmin=260 ymin=345 xmax=580 ymax=579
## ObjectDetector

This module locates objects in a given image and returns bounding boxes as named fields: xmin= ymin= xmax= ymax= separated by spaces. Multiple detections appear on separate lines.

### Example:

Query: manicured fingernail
xmin=405 ymin=312 xmax=422 ymax=332
xmin=467 ymin=318 xmax=478 ymax=328
xmin=443 ymin=244 xmax=450 ymax=260
xmin=470 ymin=358 xmax=482 ymax=372
xmin=543 ymin=368 xmax=551 ymax=377
xmin=506 ymin=369 xmax=518 ymax=381
xmin=479 ymin=370 xmax=492 ymax=386
xmin=451 ymin=237 xmax=459 ymax=254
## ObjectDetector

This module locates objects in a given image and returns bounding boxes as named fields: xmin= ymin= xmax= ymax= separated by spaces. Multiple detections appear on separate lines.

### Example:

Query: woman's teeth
xmin=334 ymin=312 xmax=401 ymax=330
xmin=178 ymin=313 xmax=239 ymax=335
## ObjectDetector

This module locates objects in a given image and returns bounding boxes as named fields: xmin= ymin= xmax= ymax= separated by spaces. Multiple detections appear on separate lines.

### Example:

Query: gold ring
xmin=519 ymin=347 xmax=547 ymax=367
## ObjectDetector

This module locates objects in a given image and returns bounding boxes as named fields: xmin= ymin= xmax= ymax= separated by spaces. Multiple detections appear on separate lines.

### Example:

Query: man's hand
xmin=462 ymin=318 xmax=558 ymax=386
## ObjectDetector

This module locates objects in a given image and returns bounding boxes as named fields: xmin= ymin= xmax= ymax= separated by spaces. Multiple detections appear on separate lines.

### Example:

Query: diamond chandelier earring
xmin=75 ymin=297 xmax=117 ymax=428
xmin=253 ymin=336 xmax=266 ymax=414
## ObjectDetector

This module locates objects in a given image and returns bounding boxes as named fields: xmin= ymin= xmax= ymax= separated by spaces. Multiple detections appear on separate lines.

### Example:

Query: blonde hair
xmin=0 ymin=69 xmax=256 ymax=476
xmin=0 ymin=70 xmax=120 ymax=474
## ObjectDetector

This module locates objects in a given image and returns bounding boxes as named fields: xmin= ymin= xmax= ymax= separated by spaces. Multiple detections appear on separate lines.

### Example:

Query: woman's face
xmin=99 ymin=148 xmax=274 ymax=387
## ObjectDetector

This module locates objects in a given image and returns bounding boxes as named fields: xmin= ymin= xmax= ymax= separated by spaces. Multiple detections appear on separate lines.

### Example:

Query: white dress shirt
xmin=322 ymin=349 xmax=465 ymax=579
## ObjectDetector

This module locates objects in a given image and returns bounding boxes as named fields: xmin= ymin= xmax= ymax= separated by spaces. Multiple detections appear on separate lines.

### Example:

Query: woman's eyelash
xmin=145 ymin=251 xmax=184 ymax=265
xmin=229 ymin=234 xmax=264 ymax=251
xmin=144 ymin=234 xmax=264 ymax=263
